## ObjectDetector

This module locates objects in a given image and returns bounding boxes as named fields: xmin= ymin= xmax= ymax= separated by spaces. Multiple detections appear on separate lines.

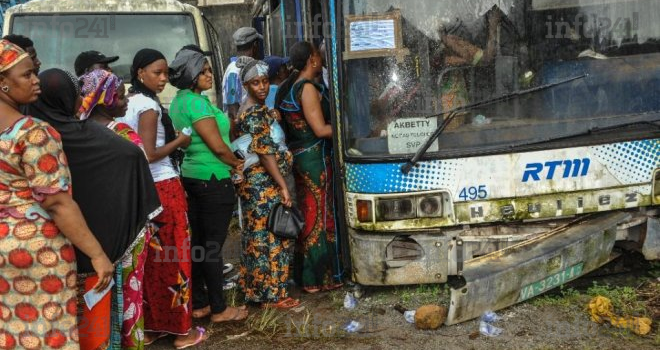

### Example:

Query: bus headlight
xmin=377 ymin=198 xmax=416 ymax=221
xmin=417 ymin=195 xmax=443 ymax=217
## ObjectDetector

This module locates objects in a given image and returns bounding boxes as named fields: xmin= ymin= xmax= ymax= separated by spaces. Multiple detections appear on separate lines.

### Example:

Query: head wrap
xmin=129 ymin=48 xmax=183 ymax=170
xmin=28 ymin=68 xmax=161 ymax=274
xmin=79 ymin=69 xmax=123 ymax=120
xmin=238 ymin=59 xmax=269 ymax=84
xmin=169 ymin=47 xmax=207 ymax=90
xmin=0 ymin=39 xmax=29 ymax=73
xmin=129 ymin=48 xmax=166 ymax=98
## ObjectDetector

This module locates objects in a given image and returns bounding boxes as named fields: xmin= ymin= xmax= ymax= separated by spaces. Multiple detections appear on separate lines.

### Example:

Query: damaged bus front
xmin=325 ymin=0 xmax=660 ymax=324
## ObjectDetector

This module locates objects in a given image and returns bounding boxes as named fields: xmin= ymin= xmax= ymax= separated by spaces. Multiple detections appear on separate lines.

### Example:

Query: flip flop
xmin=144 ymin=332 xmax=167 ymax=346
xmin=174 ymin=327 xmax=207 ymax=350
xmin=261 ymin=297 xmax=301 ymax=309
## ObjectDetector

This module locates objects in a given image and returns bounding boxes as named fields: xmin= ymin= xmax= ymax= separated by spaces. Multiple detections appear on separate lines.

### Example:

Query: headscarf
xmin=28 ymin=69 xmax=162 ymax=274
xmin=238 ymin=58 xmax=269 ymax=83
xmin=79 ymin=69 xmax=123 ymax=120
xmin=0 ymin=39 xmax=29 ymax=73
xmin=169 ymin=47 xmax=207 ymax=90
xmin=129 ymin=48 xmax=182 ymax=169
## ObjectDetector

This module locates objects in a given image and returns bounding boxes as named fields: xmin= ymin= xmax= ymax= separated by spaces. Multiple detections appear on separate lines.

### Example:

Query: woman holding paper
xmin=0 ymin=41 xmax=113 ymax=349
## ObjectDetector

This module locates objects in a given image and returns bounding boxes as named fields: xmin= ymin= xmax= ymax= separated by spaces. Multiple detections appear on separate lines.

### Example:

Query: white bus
xmin=3 ymin=0 xmax=225 ymax=106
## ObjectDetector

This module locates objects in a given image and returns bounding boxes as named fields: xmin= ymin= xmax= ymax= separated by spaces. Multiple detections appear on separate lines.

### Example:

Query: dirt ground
xmin=146 ymin=226 xmax=660 ymax=350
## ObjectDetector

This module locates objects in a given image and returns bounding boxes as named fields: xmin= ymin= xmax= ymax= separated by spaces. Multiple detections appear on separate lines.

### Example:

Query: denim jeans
xmin=182 ymin=175 xmax=236 ymax=314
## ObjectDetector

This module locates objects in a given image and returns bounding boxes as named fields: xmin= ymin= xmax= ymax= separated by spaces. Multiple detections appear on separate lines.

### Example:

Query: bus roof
xmin=5 ymin=0 xmax=195 ymax=15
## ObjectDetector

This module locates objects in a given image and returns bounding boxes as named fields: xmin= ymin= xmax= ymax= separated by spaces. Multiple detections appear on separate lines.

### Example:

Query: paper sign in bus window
xmin=349 ymin=19 xmax=396 ymax=51
xmin=387 ymin=117 xmax=438 ymax=154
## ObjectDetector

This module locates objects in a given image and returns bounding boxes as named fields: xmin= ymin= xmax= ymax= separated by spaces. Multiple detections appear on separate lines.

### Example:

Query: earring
xmin=139 ymin=77 xmax=144 ymax=84
xmin=1 ymin=86 xmax=8 ymax=93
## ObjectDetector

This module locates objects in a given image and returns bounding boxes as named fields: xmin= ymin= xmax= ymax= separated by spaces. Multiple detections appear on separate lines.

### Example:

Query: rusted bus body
xmin=317 ymin=0 xmax=660 ymax=324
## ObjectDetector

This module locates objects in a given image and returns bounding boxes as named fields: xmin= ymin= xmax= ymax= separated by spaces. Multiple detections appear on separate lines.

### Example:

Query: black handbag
xmin=268 ymin=203 xmax=304 ymax=239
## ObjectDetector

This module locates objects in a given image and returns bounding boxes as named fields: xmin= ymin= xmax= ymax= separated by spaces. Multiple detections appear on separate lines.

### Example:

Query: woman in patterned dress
xmin=0 ymin=40 xmax=113 ymax=350
xmin=235 ymin=59 xmax=299 ymax=308
xmin=275 ymin=41 xmax=343 ymax=293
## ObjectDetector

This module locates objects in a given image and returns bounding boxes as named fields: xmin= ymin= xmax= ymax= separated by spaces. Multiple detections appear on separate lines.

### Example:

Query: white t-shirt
xmin=117 ymin=93 xmax=178 ymax=182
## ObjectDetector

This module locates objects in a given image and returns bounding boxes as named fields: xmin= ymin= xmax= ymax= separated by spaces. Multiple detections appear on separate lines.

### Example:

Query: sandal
xmin=174 ymin=327 xmax=207 ymax=350
xmin=261 ymin=297 xmax=301 ymax=309
xmin=303 ymin=287 xmax=321 ymax=294
xmin=210 ymin=306 xmax=248 ymax=323
xmin=144 ymin=332 xmax=167 ymax=346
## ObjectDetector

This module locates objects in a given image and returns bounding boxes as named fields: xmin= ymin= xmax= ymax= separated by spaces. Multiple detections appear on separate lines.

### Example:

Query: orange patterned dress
xmin=0 ymin=117 xmax=78 ymax=350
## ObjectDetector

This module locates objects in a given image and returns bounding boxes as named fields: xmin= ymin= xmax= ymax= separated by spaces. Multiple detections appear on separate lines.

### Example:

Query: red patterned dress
xmin=0 ymin=117 xmax=79 ymax=350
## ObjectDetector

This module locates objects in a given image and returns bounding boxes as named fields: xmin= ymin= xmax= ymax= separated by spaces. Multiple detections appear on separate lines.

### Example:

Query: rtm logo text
xmin=522 ymin=159 xmax=590 ymax=182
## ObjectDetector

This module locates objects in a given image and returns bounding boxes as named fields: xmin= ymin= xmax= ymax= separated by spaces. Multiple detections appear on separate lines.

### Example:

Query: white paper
xmin=387 ymin=117 xmax=438 ymax=154
xmin=83 ymin=278 xmax=115 ymax=310
xmin=350 ymin=19 xmax=396 ymax=51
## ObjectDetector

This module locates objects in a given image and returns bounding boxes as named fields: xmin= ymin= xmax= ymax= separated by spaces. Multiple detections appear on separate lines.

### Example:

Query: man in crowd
xmin=74 ymin=50 xmax=119 ymax=77
xmin=222 ymin=26 xmax=262 ymax=121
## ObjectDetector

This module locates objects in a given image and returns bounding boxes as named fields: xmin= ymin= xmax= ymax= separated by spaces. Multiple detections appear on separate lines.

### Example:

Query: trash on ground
xmin=414 ymin=305 xmax=447 ymax=330
xmin=404 ymin=310 xmax=416 ymax=324
xmin=479 ymin=310 xmax=503 ymax=337
xmin=479 ymin=321 xmax=503 ymax=337
xmin=480 ymin=310 xmax=502 ymax=323
xmin=587 ymin=296 xmax=652 ymax=336
xmin=344 ymin=320 xmax=363 ymax=333
xmin=344 ymin=292 xmax=357 ymax=310
xmin=226 ymin=331 xmax=249 ymax=341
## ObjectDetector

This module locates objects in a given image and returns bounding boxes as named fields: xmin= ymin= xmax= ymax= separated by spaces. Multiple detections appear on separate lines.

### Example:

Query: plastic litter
xmin=479 ymin=310 xmax=503 ymax=337
xmin=404 ymin=310 xmax=416 ymax=324
xmin=344 ymin=292 xmax=357 ymax=310
xmin=480 ymin=310 xmax=502 ymax=323
xmin=343 ymin=320 xmax=362 ymax=333
xmin=479 ymin=321 xmax=503 ymax=337
xmin=181 ymin=127 xmax=193 ymax=136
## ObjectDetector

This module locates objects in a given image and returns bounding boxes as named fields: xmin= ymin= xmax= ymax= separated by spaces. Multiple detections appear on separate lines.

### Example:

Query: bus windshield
xmin=341 ymin=0 xmax=660 ymax=158
xmin=11 ymin=14 xmax=197 ymax=80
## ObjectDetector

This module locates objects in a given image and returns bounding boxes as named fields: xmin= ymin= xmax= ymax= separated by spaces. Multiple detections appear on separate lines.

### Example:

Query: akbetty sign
xmin=387 ymin=117 xmax=437 ymax=154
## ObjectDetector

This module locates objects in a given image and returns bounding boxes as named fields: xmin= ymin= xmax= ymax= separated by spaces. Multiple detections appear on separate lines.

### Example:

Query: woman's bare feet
xmin=210 ymin=305 xmax=248 ymax=323
xmin=192 ymin=306 xmax=211 ymax=319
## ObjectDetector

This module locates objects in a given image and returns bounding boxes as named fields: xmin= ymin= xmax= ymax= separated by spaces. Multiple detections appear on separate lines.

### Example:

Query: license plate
xmin=518 ymin=263 xmax=584 ymax=302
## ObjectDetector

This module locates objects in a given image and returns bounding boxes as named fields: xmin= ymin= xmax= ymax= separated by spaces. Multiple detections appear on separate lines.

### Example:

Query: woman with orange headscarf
xmin=0 ymin=40 xmax=114 ymax=350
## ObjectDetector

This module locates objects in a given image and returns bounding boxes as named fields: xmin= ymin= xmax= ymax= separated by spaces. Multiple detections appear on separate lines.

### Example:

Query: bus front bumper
xmin=347 ymin=212 xmax=630 ymax=324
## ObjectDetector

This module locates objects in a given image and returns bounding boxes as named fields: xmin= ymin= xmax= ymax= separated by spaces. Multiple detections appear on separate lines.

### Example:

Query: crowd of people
xmin=0 ymin=26 xmax=342 ymax=350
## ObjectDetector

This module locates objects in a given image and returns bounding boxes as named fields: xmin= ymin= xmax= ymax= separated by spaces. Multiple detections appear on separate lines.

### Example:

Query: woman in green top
xmin=168 ymin=46 xmax=248 ymax=323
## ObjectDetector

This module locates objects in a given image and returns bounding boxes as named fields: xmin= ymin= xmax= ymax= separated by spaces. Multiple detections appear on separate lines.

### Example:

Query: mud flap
xmin=445 ymin=212 xmax=630 ymax=325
